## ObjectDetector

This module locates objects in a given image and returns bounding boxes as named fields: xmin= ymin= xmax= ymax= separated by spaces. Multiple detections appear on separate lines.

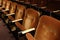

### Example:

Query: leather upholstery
xmin=26 ymin=15 xmax=60 ymax=40
xmin=0 ymin=0 xmax=2 ymax=6
xmin=5 ymin=1 xmax=11 ymax=10
xmin=23 ymin=8 xmax=40 ymax=29
xmin=15 ymin=8 xmax=40 ymax=30
xmin=35 ymin=15 xmax=60 ymax=40
xmin=9 ymin=2 xmax=17 ymax=14
xmin=15 ymin=4 xmax=26 ymax=20
xmin=2 ymin=0 xmax=8 ymax=8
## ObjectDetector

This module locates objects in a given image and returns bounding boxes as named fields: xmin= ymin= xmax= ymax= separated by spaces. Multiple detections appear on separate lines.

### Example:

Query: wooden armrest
xmin=26 ymin=33 xmax=35 ymax=40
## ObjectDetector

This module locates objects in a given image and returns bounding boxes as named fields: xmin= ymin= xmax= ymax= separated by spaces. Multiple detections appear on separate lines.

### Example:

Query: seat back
xmin=34 ymin=15 xmax=60 ymax=40
xmin=5 ymin=1 xmax=11 ymax=10
xmin=2 ymin=0 xmax=8 ymax=8
xmin=0 ymin=0 xmax=3 ymax=6
xmin=23 ymin=8 xmax=40 ymax=29
xmin=15 ymin=4 xmax=26 ymax=20
xmin=9 ymin=2 xmax=17 ymax=14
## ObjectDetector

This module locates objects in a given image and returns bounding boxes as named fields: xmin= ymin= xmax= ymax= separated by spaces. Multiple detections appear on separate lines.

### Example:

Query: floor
xmin=0 ymin=18 xmax=27 ymax=40
xmin=0 ymin=18 xmax=15 ymax=40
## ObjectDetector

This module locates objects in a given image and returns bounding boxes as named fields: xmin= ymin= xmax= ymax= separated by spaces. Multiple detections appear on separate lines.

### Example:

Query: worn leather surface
xmin=35 ymin=15 xmax=60 ymax=40
xmin=23 ymin=8 xmax=40 ymax=29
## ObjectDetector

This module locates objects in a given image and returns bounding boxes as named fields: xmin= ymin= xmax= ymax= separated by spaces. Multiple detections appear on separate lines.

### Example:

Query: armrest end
xmin=26 ymin=33 xmax=35 ymax=40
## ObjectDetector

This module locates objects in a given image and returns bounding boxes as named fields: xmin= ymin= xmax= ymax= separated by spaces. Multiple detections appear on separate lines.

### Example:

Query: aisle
xmin=0 ymin=18 xmax=15 ymax=40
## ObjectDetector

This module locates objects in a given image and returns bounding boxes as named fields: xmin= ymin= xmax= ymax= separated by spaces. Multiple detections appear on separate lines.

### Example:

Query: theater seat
xmin=15 ymin=8 xmax=40 ymax=30
xmin=0 ymin=0 xmax=2 ymax=7
xmin=0 ymin=0 xmax=11 ymax=14
xmin=0 ymin=1 xmax=11 ymax=13
xmin=2 ymin=2 xmax=17 ymax=15
xmin=26 ymin=15 xmax=60 ymax=40
xmin=9 ymin=2 xmax=17 ymax=14
xmin=0 ymin=0 xmax=11 ymax=18
xmin=4 ymin=1 xmax=11 ymax=11
xmin=15 ymin=4 xmax=26 ymax=20
xmin=23 ymin=8 xmax=40 ymax=29
xmin=0 ymin=2 xmax=17 ymax=22
xmin=0 ymin=0 xmax=8 ymax=10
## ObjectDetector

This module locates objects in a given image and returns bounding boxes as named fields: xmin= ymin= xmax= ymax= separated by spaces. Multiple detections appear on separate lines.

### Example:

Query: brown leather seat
xmin=4 ymin=1 xmax=11 ymax=11
xmin=15 ymin=8 xmax=40 ymax=30
xmin=0 ymin=0 xmax=8 ymax=10
xmin=5 ymin=8 xmax=40 ymax=32
xmin=5 ymin=4 xmax=26 ymax=21
xmin=0 ymin=0 xmax=11 ymax=11
xmin=2 ymin=0 xmax=7 ymax=8
xmin=26 ymin=15 xmax=60 ymax=40
xmin=15 ymin=4 xmax=26 ymax=20
xmin=23 ymin=8 xmax=40 ymax=29
xmin=1 ymin=2 xmax=17 ymax=21
xmin=9 ymin=2 xmax=17 ymax=14
xmin=6 ymin=4 xmax=26 ymax=31
xmin=0 ymin=0 xmax=2 ymax=6
xmin=3 ymin=2 xmax=17 ymax=14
